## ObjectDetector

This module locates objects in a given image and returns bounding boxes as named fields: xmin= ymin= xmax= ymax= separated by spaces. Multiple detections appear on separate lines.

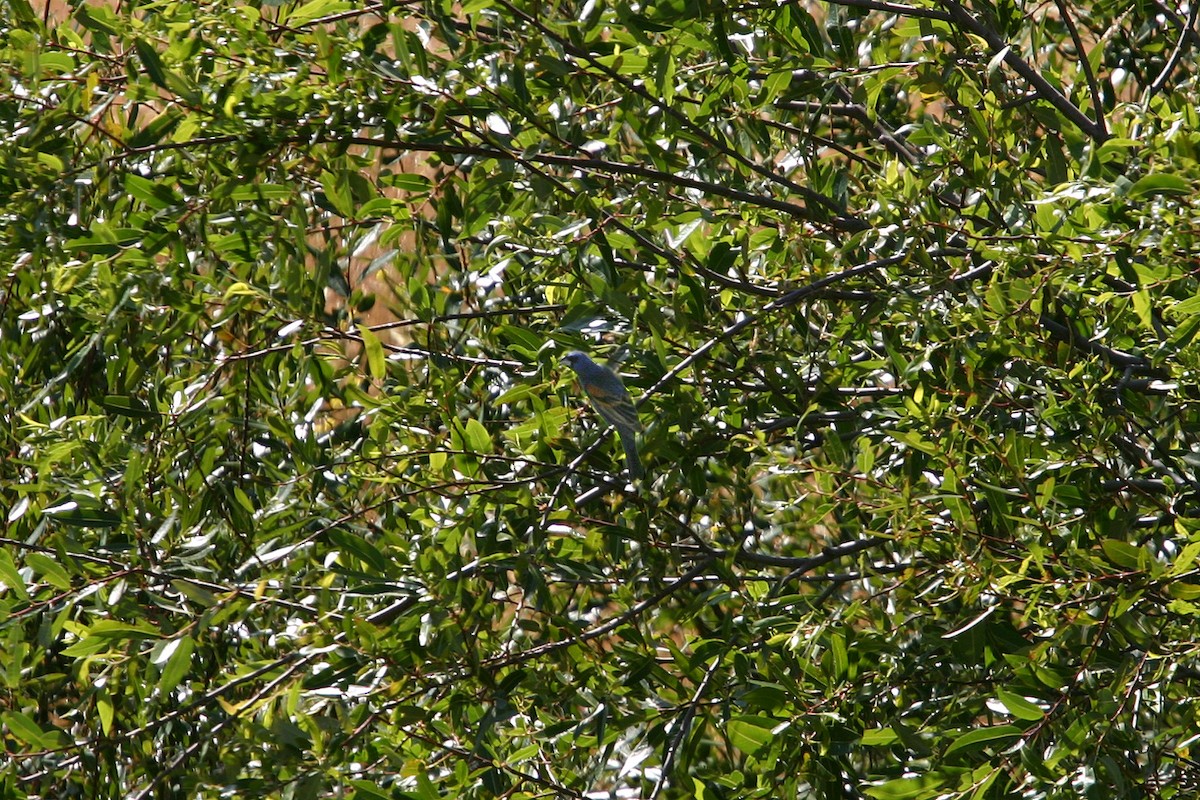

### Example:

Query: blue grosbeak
xmin=562 ymin=351 xmax=644 ymax=479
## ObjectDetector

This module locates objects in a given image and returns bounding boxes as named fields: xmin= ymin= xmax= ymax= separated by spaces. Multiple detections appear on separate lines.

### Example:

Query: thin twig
xmin=1149 ymin=0 xmax=1200 ymax=96
xmin=1053 ymin=0 xmax=1108 ymax=138
xmin=649 ymin=657 xmax=722 ymax=799
xmin=643 ymin=254 xmax=909 ymax=402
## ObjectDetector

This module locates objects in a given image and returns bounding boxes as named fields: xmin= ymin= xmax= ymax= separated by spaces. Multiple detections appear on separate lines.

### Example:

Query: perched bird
xmin=562 ymin=350 xmax=644 ymax=479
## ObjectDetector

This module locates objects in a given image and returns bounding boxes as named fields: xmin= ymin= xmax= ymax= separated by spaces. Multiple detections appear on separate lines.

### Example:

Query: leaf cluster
xmin=3 ymin=0 xmax=1200 ymax=798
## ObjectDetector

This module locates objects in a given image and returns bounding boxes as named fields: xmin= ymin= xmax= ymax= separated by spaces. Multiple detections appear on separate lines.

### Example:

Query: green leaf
xmin=123 ymin=174 xmax=180 ymax=210
xmin=227 ymin=184 xmax=295 ymax=201
xmin=96 ymin=691 xmax=114 ymax=736
xmin=3 ymin=711 xmax=52 ymax=748
xmin=1168 ymin=583 xmax=1200 ymax=600
xmin=593 ymin=49 xmax=648 ymax=75
xmin=463 ymin=418 xmax=492 ymax=453
xmin=88 ymin=620 xmax=161 ymax=640
xmin=157 ymin=636 xmax=195 ymax=694
xmin=726 ymin=715 xmax=777 ymax=756
xmin=0 ymin=549 xmax=30 ymax=601
xmin=102 ymin=395 xmax=157 ymax=418
xmin=382 ymin=173 xmax=432 ymax=192
xmin=359 ymin=326 xmax=387 ymax=380
xmin=134 ymin=39 xmax=170 ymax=91
xmin=823 ymin=633 xmax=848 ymax=681
xmin=1168 ymin=541 xmax=1200 ymax=576
xmin=24 ymin=553 xmax=72 ymax=590
xmin=285 ymin=0 xmax=354 ymax=26
xmin=36 ymin=151 xmax=64 ymax=171
xmin=330 ymin=529 xmax=393 ymax=575
xmin=1127 ymin=174 xmax=1191 ymax=198
xmin=7 ymin=0 xmax=39 ymax=27
xmin=986 ymin=46 xmax=1011 ymax=77
xmin=126 ymin=105 xmax=183 ymax=147
xmin=320 ymin=169 xmax=355 ymax=217
xmin=171 ymin=580 xmax=219 ymax=607
xmin=943 ymin=725 xmax=1022 ymax=757
xmin=60 ymin=636 xmax=113 ymax=659
xmin=43 ymin=505 xmax=122 ymax=528
xmin=864 ymin=774 xmax=947 ymax=799
xmin=861 ymin=728 xmax=900 ymax=746
xmin=1100 ymin=540 xmax=1147 ymax=570
xmin=347 ymin=780 xmax=392 ymax=800
xmin=74 ymin=3 xmax=120 ymax=35
xmin=888 ymin=430 xmax=940 ymax=456
xmin=995 ymin=689 xmax=1044 ymax=721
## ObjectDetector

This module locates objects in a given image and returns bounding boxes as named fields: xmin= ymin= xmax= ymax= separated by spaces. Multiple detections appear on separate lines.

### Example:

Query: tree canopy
xmin=3 ymin=0 xmax=1200 ymax=797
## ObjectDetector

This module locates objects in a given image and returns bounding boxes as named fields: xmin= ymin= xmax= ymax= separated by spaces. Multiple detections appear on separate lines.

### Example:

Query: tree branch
xmin=822 ymin=0 xmax=952 ymax=21
xmin=643 ymin=254 xmax=909 ymax=403
xmin=732 ymin=536 xmax=887 ymax=570
xmin=344 ymin=136 xmax=865 ymax=231
xmin=1149 ymin=0 xmax=1200 ymax=96
xmin=938 ymin=0 xmax=1109 ymax=143
xmin=1053 ymin=0 xmax=1108 ymax=138
xmin=1038 ymin=314 xmax=1166 ymax=376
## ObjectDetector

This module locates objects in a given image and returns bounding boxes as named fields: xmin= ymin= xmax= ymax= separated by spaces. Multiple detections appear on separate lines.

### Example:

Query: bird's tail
xmin=619 ymin=430 xmax=644 ymax=479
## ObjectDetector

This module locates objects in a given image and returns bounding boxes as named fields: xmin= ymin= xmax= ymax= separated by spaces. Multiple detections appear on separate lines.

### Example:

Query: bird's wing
xmin=585 ymin=381 xmax=642 ymax=432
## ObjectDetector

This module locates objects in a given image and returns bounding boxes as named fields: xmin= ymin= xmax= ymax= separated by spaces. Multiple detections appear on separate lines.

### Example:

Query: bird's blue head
xmin=562 ymin=351 xmax=590 ymax=371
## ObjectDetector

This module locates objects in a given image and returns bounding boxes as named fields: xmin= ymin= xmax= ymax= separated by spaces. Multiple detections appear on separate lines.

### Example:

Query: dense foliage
xmin=4 ymin=0 xmax=1200 ymax=797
